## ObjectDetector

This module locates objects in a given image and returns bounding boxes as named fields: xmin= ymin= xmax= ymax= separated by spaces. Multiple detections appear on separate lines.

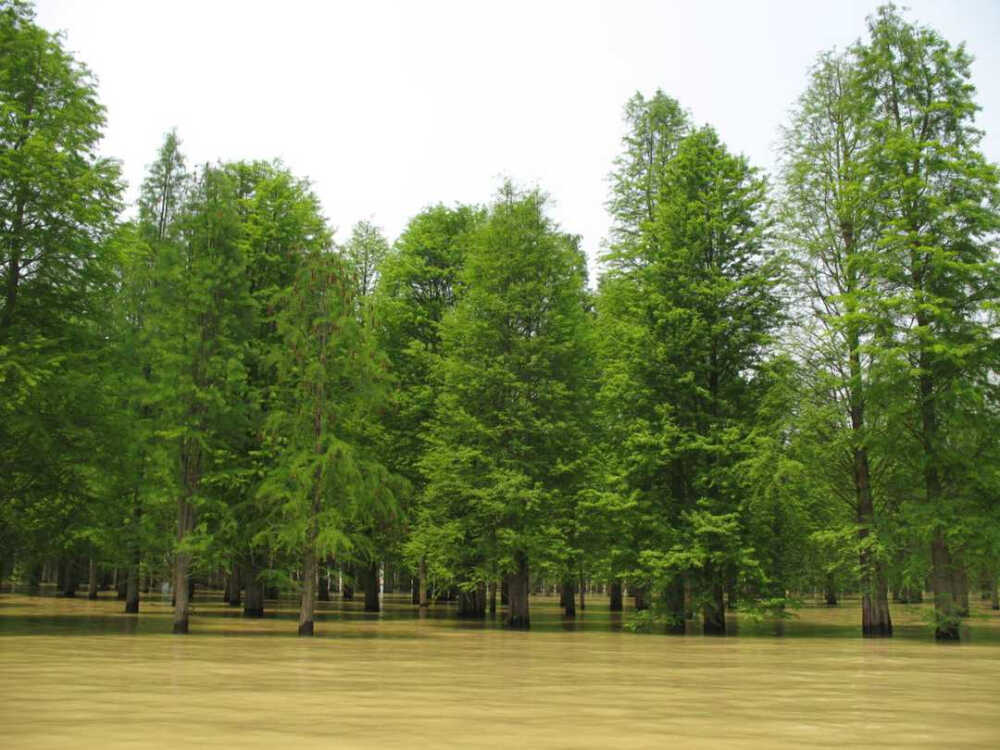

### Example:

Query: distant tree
xmin=343 ymin=219 xmax=390 ymax=299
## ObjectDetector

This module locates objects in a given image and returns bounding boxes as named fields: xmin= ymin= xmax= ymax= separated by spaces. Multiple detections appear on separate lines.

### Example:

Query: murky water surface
xmin=2 ymin=593 xmax=999 ymax=748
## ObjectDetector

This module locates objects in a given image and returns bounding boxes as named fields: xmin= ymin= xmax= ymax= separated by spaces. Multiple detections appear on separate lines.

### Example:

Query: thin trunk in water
xmin=505 ymin=554 xmax=530 ymax=628
xmin=561 ymin=579 xmax=576 ymax=617
xmin=702 ymin=566 xmax=726 ymax=635
xmin=363 ymin=562 xmax=380 ymax=612
xmin=125 ymin=559 xmax=139 ymax=614
xmin=609 ymin=579 xmax=623 ymax=612
xmin=298 ymin=548 xmax=317 ymax=636
xmin=243 ymin=563 xmax=264 ymax=617
xmin=87 ymin=558 xmax=98 ymax=600
xmin=418 ymin=557 xmax=428 ymax=607
xmin=991 ymin=575 xmax=999 ymax=611
xmin=488 ymin=580 xmax=497 ymax=615
xmin=229 ymin=563 xmax=242 ymax=607
xmin=665 ymin=577 xmax=685 ymax=634
xmin=61 ymin=558 xmax=77 ymax=598
xmin=931 ymin=529 xmax=958 ymax=639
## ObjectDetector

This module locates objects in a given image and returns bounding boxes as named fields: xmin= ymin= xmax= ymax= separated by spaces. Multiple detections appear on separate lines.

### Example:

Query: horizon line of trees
xmin=1 ymin=0 xmax=997 ymax=640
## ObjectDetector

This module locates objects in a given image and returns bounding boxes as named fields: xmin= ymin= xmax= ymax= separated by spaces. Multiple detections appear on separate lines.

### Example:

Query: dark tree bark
xmin=609 ymin=580 xmax=623 ymax=612
xmin=991 ymin=575 xmax=999 ymax=611
xmin=61 ymin=558 xmax=78 ymax=598
xmin=702 ymin=567 xmax=726 ymax=635
xmin=298 ymin=548 xmax=317 ymax=636
xmin=665 ymin=577 xmax=685 ymax=635
xmin=418 ymin=557 xmax=428 ymax=607
xmin=318 ymin=564 xmax=331 ymax=603
xmin=125 ymin=558 xmax=139 ymax=614
xmin=243 ymin=565 xmax=264 ymax=617
xmin=87 ymin=558 xmax=98 ymax=600
xmin=579 ymin=574 xmax=586 ymax=611
xmin=505 ymin=554 xmax=530 ymax=628
xmin=26 ymin=562 xmax=42 ymax=595
xmin=363 ymin=562 xmax=380 ymax=612
xmin=931 ymin=530 xmax=958 ymax=640
xmin=561 ymin=579 xmax=576 ymax=617
xmin=457 ymin=587 xmax=486 ymax=618
xmin=500 ymin=577 xmax=509 ymax=606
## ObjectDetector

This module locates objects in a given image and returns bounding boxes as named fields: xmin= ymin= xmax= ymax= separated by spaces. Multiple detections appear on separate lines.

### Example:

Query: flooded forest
xmin=2 ymin=1 xmax=1000 ymax=747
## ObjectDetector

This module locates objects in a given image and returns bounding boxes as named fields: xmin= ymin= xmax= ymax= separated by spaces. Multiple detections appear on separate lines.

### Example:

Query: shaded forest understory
xmin=2 ymin=1 xmax=998 ymax=643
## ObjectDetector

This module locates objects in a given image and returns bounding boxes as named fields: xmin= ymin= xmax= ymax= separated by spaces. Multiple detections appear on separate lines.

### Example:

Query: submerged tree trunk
xmin=173 ymin=443 xmax=199 ymax=634
xmin=702 ymin=567 xmax=726 ymax=635
xmin=991 ymin=575 xmax=999 ymax=611
xmin=457 ymin=586 xmax=486 ymax=618
xmin=363 ymin=562 xmax=380 ymax=613
xmin=318 ymin=564 xmax=331 ymax=603
xmin=505 ymin=554 xmax=530 ymax=628
xmin=609 ymin=579 xmax=623 ymax=612
xmin=87 ymin=558 xmax=98 ymax=600
xmin=243 ymin=565 xmax=264 ymax=617
xmin=855 ymin=447 xmax=891 ymax=636
xmin=665 ymin=577 xmax=685 ymax=635
xmin=298 ymin=549 xmax=318 ymax=636
xmin=561 ymin=579 xmax=576 ymax=617
xmin=931 ymin=529 xmax=959 ymax=640
xmin=579 ymin=573 xmax=586 ymax=611
xmin=26 ymin=562 xmax=42 ymax=595
xmin=632 ymin=586 xmax=648 ymax=612
xmin=500 ymin=577 xmax=509 ymax=606
xmin=125 ymin=557 xmax=140 ymax=614
xmin=228 ymin=563 xmax=242 ymax=607
xmin=418 ymin=557 xmax=428 ymax=607
xmin=488 ymin=580 xmax=497 ymax=615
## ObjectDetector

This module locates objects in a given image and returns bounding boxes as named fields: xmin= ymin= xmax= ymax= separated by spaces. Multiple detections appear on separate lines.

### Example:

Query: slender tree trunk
xmin=609 ymin=579 xmax=623 ymax=612
xmin=561 ymin=579 xmax=576 ymax=616
xmin=991 ymin=575 xmax=999 ymax=611
xmin=173 ymin=442 xmax=199 ymax=634
xmin=61 ymin=558 xmax=77 ymax=598
xmin=244 ymin=564 xmax=264 ymax=617
xmin=298 ymin=549 xmax=318 ymax=636
xmin=579 ymin=572 xmax=586 ymax=611
xmin=418 ymin=557 xmax=428 ymax=607
xmin=488 ymin=580 xmax=497 ymax=615
xmin=665 ymin=577 xmax=685 ymax=634
xmin=500 ymin=577 xmax=509 ymax=606
xmin=824 ymin=576 xmax=838 ymax=606
xmin=505 ymin=554 xmax=530 ymax=628
xmin=229 ymin=563 xmax=242 ymax=607
xmin=931 ymin=529 xmax=958 ymax=639
xmin=702 ymin=566 xmax=726 ymax=635
xmin=363 ymin=562 xmax=379 ymax=612
xmin=87 ymin=558 xmax=98 ymax=600
xmin=125 ymin=557 xmax=140 ymax=614
xmin=27 ymin=562 xmax=42 ymax=595
xmin=318 ymin=564 xmax=331 ymax=603
xmin=855 ymin=447 xmax=891 ymax=636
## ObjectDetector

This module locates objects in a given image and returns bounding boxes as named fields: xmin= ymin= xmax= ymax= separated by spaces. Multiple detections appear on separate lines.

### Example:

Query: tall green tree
xmin=422 ymin=183 xmax=591 ymax=628
xmin=0 ymin=0 xmax=123 ymax=578
xmin=779 ymin=51 xmax=895 ymax=636
xmin=855 ymin=4 xmax=999 ymax=640
xmin=260 ymin=250 xmax=394 ymax=635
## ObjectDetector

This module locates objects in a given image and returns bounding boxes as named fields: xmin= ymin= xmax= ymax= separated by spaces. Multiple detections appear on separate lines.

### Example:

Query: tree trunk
xmin=561 ymin=579 xmax=576 ymax=617
xmin=824 ymin=575 xmax=838 ymax=606
xmin=363 ymin=562 xmax=380 ymax=613
xmin=954 ymin=560 xmax=970 ymax=618
xmin=298 ymin=548 xmax=318 ymax=636
xmin=500 ymin=577 xmax=509 ymax=606
xmin=243 ymin=564 xmax=264 ymax=617
xmin=931 ymin=529 xmax=959 ymax=640
xmin=505 ymin=554 xmax=530 ymax=628
xmin=579 ymin=573 xmax=586 ymax=611
xmin=229 ymin=563 xmax=242 ymax=607
xmin=665 ymin=577 xmax=685 ymax=634
xmin=61 ymin=558 xmax=77 ymax=597
xmin=609 ymin=579 xmax=623 ymax=612
xmin=991 ymin=575 xmax=999 ymax=611
xmin=27 ymin=562 xmax=42 ymax=595
xmin=318 ymin=564 xmax=331 ymax=603
xmin=632 ymin=586 xmax=648 ymax=611
xmin=488 ymin=580 xmax=497 ymax=615
xmin=702 ymin=567 xmax=726 ymax=635
xmin=87 ymin=558 xmax=98 ymax=600
xmin=125 ymin=557 xmax=140 ymax=614
xmin=418 ymin=557 xmax=428 ymax=607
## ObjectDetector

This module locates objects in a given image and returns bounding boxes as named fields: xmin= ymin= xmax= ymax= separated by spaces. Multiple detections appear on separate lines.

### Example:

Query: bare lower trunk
xmin=505 ymin=554 xmax=530 ymax=629
xmin=609 ymin=580 xmax=623 ymax=612
xmin=632 ymin=586 xmax=648 ymax=611
xmin=363 ymin=562 xmax=380 ymax=612
xmin=931 ymin=530 xmax=959 ymax=640
xmin=665 ymin=577 xmax=685 ymax=634
xmin=954 ymin=562 xmax=970 ymax=617
xmin=173 ymin=549 xmax=191 ymax=633
xmin=488 ymin=580 xmax=497 ymax=615
xmin=243 ymin=564 xmax=264 ymax=617
xmin=418 ymin=557 xmax=428 ymax=607
xmin=318 ymin=563 xmax=331 ymax=603
xmin=561 ymin=579 xmax=576 ymax=617
xmin=87 ymin=559 xmax=98 ymax=600
xmin=125 ymin=558 xmax=140 ymax=614
xmin=61 ymin=558 xmax=78 ymax=597
xmin=991 ymin=575 xmax=999 ymax=611
xmin=579 ymin=573 xmax=586 ymax=611
xmin=298 ymin=548 xmax=317 ymax=636
xmin=702 ymin=568 xmax=726 ymax=635
xmin=228 ymin=563 xmax=242 ymax=606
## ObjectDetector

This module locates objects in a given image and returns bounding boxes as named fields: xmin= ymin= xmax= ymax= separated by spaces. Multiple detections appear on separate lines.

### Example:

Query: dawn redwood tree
xmin=855 ymin=5 xmax=1000 ymax=640
xmin=779 ymin=51 xmax=894 ymax=636
xmin=260 ymin=250 xmax=395 ymax=636
xmin=421 ymin=183 xmax=591 ymax=628
xmin=149 ymin=164 xmax=254 ymax=634
xmin=0 ymin=0 xmax=124 ymax=580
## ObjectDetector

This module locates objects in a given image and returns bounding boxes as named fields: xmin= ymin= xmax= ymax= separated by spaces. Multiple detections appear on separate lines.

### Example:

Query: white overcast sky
xmin=34 ymin=0 xmax=1000 ymax=281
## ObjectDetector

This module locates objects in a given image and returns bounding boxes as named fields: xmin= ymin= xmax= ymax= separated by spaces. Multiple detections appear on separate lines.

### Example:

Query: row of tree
xmin=1 ymin=1 xmax=997 ymax=639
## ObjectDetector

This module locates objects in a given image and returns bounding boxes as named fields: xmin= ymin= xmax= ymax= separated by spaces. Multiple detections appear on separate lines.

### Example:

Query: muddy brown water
xmin=2 ymin=592 xmax=999 ymax=748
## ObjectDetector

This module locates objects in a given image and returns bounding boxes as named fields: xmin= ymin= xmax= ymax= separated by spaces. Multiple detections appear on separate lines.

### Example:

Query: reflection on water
xmin=2 ymin=593 xmax=999 ymax=748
